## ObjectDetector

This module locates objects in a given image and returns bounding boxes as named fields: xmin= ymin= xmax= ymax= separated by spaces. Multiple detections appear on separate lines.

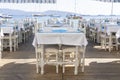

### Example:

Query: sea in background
xmin=11 ymin=15 xmax=120 ymax=23
xmin=1 ymin=9 xmax=120 ymax=21
xmin=12 ymin=14 xmax=120 ymax=21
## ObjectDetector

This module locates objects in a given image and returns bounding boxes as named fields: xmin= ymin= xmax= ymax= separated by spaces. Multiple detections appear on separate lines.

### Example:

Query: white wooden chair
xmin=88 ymin=22 xmax=97 ymax=42
xmin=44 ymin=45 xmax=59 ymax=73
xmin=34 ymin=22 xmax=43 ymax=34
xmin=35 ymin=44 xmax=42 ymax=74
xmin=108 ymin=32 xmax=117 ymax=52
xmin=1 ymin=24 xmax=18 ymax=52
xmin=62 ymin=45 xmax=84 ymax=75
xmin=35 ymin=44 xmax=59 ymax=74
xmin=100 ymin=24 xmax=117 ymax=52
xmin=78 ymin=20 xmax=87 ymax=35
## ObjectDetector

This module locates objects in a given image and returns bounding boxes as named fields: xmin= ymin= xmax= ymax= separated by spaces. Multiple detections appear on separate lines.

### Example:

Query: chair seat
xmin=45 ymin=45 xmax=59 ymax=53
xmin=62 ymin=45 xmax=82 ymax=53
xmin=62 ymin=46 xmax=76 ymax=52
xmin=36 ymin=45 xmax=59 ymax=53
xmin=37 ymin=47 xmax=42 ymax=52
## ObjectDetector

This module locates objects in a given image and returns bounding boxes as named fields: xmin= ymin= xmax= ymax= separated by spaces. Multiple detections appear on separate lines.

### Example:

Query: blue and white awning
xmin=95 ymin=0 xmax=120 ymax=2
xmin=0 ymin=0 xmax=57 ymax=3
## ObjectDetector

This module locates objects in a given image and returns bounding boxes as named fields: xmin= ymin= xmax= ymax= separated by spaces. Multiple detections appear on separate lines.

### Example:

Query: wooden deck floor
xmin=1 ymin=36 xmax=120 ymax=80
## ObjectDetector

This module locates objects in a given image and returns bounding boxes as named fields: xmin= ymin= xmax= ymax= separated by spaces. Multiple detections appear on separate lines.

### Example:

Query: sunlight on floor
xmin=85 ymin=58 xmax=120 ymax=66
xmin=0 ymin=59 xmax=36 ymax=68
xmin=93 ymin=45 xmax=109 ymax=50
xmin=1 ymin=58 xmax=120 ymax=68
xmin=93 ymin=45 xmax=102 ymax=49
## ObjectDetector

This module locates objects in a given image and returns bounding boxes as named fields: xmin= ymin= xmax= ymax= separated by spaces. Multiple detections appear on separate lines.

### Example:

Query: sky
xmin=0 ymin=0 xmax=120 ymax=15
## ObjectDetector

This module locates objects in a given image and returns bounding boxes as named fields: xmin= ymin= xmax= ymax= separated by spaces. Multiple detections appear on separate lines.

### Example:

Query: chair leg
xmin=78 ymin=52 xmax=81 ymax=66
xmin=1 ymin=39 xmax=3 ymax=51
xmin=105 ymin=38 xmax=107 ymax=51
xmin=101 ymin=37 xmax=103 ymax=48
xmin=82 ymin=47 xmax=85 ymax=72
xmin=74 ymin=65 xmax=78 ymax=75
xmin=56 ymin=53 xmax=59 ymax=73
xmin=62 ymin=52 xmax=65 ymax=73
xmin=10 ymin=37 xmax=12 ymax=52
xmin=116 ymin=44 xmax=118 ymax=51
xmin=0 ymin=39 xmax=2 ymax=59
xmin=40 ymin=45 xmax=44 ymax=75
xmin=74 ymin=46 xmax=79 ymax=75
xmin=0 ymin=51 xmax=2 ymax=59
xmin=63 ymin=65 xmax=65 ymax=73
xmin=56 ymin=65 xmax=59 ymax=73
xmin=81 ymin=58 xmax=85 ymax=72
xmin=116 ymin=40 xmax=119 ymax=50
xmin=16 ymin=38 xmax=18 ymax=49
xmin=36 ymin=52 xmax=40 ymax=73
xmin=14 ymin=38 xmax=16 ymax=51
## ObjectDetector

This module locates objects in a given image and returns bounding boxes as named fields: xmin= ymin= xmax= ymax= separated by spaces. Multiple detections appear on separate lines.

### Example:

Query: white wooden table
xmin=32 ymin=29 xmax=88 ymax=75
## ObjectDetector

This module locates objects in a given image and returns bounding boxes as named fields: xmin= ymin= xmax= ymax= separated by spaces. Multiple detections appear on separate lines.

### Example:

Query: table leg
xmin=109 ymin=34 xmax=112 ymax=52
xmin=74 ymin=46 xmax=79 ymax=75
xmin=82 ymin=46 xmax=86 ymax=72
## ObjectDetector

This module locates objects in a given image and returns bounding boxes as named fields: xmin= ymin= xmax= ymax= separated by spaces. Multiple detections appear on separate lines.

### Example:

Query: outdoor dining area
xmin=1 ymin=0 xmax=120 ymax=79
xmin=32 ymin=16 xmax=88 ymax=75
xmin=0 ymin=18 xmax=33 ymax=58
xmin=88 ymin=18 xmax=120 ymax=52
xmin=31 ymin=15 xmax=120 ymax=75
xmin=28 ymin=14 xmax=120 ymax=75
xmin=1 ymin=14 xmax=120 ymax=79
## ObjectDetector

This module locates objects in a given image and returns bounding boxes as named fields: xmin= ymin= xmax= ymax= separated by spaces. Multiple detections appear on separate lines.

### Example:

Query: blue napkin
xmin=52 ymin=29 xmax=67 ymax=33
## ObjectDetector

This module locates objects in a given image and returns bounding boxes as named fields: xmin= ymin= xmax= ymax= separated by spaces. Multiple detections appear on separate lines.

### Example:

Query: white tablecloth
xmin=105 ymin=25 xmax=120 ymax=35
xmin=0 ymin=24 xmax=14 ymax=34
xmin=94 ymin=23 xmax=120 ymax=33
xmin=32 ymin=32 xmax=88 ymax=47
xmin=116 ymin=29 xmax=120 ymax=38
xmin=32 ymin=28 xmax=88 ymax=75
xmin=0 ymin=29 xmax=4 ymax=37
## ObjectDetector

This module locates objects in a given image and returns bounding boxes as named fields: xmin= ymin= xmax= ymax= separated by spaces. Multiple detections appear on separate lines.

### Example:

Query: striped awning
xmin=0 ymin=0 xmax=57 ymax=3
xmin=95 ymin=0 xmax=120 ymax=2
